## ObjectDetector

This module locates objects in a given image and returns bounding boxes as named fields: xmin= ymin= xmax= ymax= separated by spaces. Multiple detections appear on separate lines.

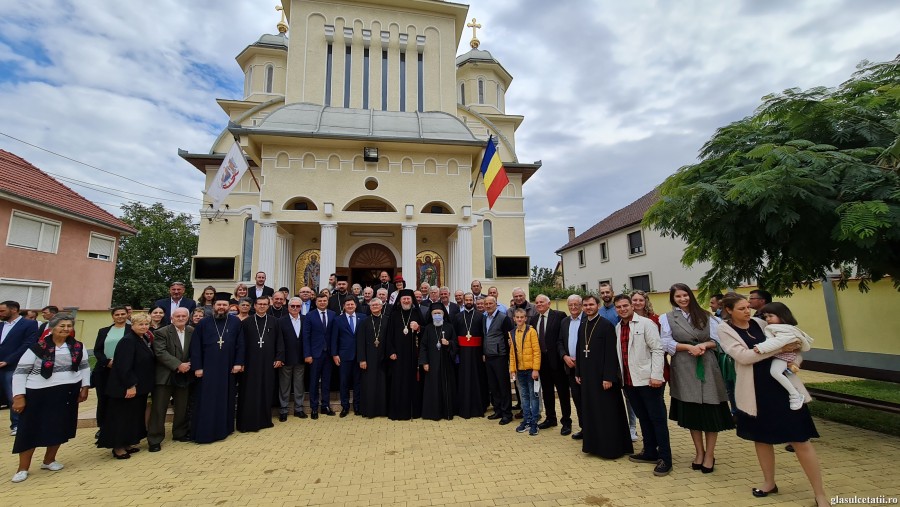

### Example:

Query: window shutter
xmin=39 ymin=222 xmax=59 ymax=252
xmin=8 ymin=214 xmax=41 ymax=249
xmin=27 ymin=285 xmax=49 ymax=308
xmin=89 ymin=234 xmax=115 ymax=260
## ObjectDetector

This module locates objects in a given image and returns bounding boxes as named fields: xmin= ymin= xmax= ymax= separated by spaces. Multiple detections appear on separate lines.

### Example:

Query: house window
xmin=7 ymin=211 xmax=60 ymax=253
xmin=599 ymin=241 xmax=608 ymax=262
xmin=87 ymin=232 xmax=116 ymax=261
xmin=577 ymin=249 xmax=585 ymax=267
xmin=483 ymin=219 xmax=494 ymax=278
xmin=265 ymin=64 xmax=274 ymax=93
xmin=579 ymin=283 xmax=587 ymax=292
xmin=628 ymin=230 xmax=644 ymax=256
xmin=0 ymin=278 xmax=51 ymax=308
xmin=241 ymin=218 xmax=255 ymax=281
xmin=630 ymin=274 xmax=651 ymax=292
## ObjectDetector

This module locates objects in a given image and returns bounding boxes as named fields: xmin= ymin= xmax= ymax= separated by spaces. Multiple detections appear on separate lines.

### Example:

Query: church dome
xmin=252 ymin=32 xmax=288 ymax=49
xmin=455 ymin=48 xmax=499 ymax=67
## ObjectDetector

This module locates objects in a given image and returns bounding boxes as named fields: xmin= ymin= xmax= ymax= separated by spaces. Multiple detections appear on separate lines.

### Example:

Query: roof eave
xmin=554 ymin=220 xmax=642 ymax=254
xmin=0 ymin=191 xmax=137 ymax=235
xmin=227 ymin=123 xmax=486 ymax=147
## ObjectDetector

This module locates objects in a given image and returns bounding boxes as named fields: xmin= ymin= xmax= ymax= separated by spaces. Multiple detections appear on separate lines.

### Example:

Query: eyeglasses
xmin=289 ymin=305 xmax=302 ymax=308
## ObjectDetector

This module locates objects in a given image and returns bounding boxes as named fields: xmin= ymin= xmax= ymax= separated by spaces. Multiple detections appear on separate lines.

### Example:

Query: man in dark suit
xmin=530 ymin=294 xmax=571 ymax=435
xmin=0 ymin=300 xmax=40 ymax=435
xmin=248 ymin=271 xmax=275 ymax=303
xmin=483 ymin=296 xmax=514 ymax=425
xmin=148 ymin=307 xmax=193 ymax=451
xmin=303 ymin=292 xmax=336 ymax=418
xmin=37 ymin=305 xmax=59 ymax=335
xmin=278 ymin=297 xmax=306 ymax=420
xmin=331 ymin=298 xmax=365 ymax=417
xmin=440 ymin=287 xmax=460 ymax=317
xmin=557 ymin=294 xmax=585 ymax=440
xmin=154 ymin=281 xmax=197 ymax=326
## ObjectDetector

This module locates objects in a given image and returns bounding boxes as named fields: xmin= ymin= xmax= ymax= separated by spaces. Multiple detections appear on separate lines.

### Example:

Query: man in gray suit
xmin=148 ymin=307 xmax=193 ymax=451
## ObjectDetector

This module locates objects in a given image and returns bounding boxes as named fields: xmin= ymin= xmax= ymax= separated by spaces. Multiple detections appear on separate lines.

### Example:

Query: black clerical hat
xmin=428 ymin=301 xmax=447 ymax=317
xmin=336 ymin=275 xmax=349 ymax=282
xmin=394 ymin=289 xmax=415 ymax=303
xmin=213 ymin=292 xmax=232 ymax=303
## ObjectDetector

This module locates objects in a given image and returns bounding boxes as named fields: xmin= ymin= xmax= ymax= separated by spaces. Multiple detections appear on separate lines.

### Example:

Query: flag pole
xmin=471 ymin=135 xmax=490 ymax=197
xmin=234 ymin=137 xmax=262 ymax=191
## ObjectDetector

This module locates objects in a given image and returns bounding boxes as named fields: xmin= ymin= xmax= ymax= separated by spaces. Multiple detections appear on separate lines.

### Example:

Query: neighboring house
xmin=555 ymin=189 xmax=710 ymax=293
xmin=0 ymin=149 xmax=137 ymax=311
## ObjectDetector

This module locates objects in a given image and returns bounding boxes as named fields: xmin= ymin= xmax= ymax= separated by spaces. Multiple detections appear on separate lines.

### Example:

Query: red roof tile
xmin=555 ymin=188 xmax=658 ymax=253
xmin=0 ymin=149 xmax=137 ymax=234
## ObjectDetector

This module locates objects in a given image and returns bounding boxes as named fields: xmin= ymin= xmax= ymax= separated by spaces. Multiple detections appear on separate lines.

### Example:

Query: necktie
xmin=349 ymin=315 xmax=355 ymax=334
xmin=538 ymin=314 xmax=546 ymax=351
xmin=321 ymin=311 xmax=327 ymax=328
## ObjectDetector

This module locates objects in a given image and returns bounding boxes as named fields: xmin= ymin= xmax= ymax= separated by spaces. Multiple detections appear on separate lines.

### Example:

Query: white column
xmin=319 ymin=222 xmax=338 ymax=291
xmin=447 ymin=234 xmax=458 ymax=292
xmin=276 ymin=234 xmax=293 ymax=291
xmin=257 ymin=222 xmax=278 ymax=284
xmin=456 ymin=225 xmax=473 ymax=290
xmin=401 ymin=224 xmax=417 ymax=282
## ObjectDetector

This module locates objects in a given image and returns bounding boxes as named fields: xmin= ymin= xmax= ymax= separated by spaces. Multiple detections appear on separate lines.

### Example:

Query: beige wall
xmin=0 ymin=199 xmax=121 ymax=311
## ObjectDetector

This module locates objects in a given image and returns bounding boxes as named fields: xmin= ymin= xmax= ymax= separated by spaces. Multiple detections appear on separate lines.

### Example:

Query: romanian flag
xmin=479 ymin=135 xmax=508 ymax=209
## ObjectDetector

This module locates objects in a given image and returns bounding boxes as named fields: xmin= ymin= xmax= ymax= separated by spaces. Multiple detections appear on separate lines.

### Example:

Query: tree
xmin=645 ymin=56 xmax=900 ymax=296
xmin=530 ymin=265 xmax=555 ymax=287
xmin=113 ymin=202 xmax=199 ymax=308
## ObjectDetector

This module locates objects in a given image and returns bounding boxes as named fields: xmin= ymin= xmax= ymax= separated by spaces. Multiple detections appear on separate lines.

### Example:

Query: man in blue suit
xmin=331 ymin=298 xmax=365 ymax=417
xmin=277 ymin=297 xmax=307 ymax=421
xmin=154 ymin=282 xmax=197 ymax=326
xmin=0 ymin=300 xmax=40 ymax=435
xmin=303 ymin=292 xmax=336 ymax=419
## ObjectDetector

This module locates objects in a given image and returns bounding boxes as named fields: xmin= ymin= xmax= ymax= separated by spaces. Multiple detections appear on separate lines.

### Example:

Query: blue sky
xmin=0 ymin=0 xmax=897 ymax=272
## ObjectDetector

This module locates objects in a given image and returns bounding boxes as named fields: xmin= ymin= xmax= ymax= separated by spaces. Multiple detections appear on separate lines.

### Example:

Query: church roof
xmin=229 ymin=103 xmax=483 ymax=145
xmin=456 ymin=48 xmax=513 ymax=84
xmin=555 ymin=188 xmax=659 ymax=253
xmin=253 ymin=33 xmax=288 ymax=49
xmin=0 ymin=149 xmax=137 ymax=234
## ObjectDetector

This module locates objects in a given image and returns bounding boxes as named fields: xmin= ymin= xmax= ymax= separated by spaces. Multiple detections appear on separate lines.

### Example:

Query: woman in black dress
xmin=96 ymin=312 xmax=155 ymax=459
xmin=717 ymin=293 xmax=827 ymax=507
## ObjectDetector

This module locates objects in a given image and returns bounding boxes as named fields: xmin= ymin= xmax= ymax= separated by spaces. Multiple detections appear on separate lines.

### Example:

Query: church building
xmin=180 ymin=0 xmax=540 ymax=295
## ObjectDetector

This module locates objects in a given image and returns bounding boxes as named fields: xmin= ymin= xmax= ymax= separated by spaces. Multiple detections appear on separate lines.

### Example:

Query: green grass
xmin=806 ymin=380 xmax=900 ymax=404
xmin=805 ymin=380 xmax=900 ymax=437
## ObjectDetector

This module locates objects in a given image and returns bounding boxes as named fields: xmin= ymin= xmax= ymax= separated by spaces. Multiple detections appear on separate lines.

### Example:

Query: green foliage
xmin=645 ymin=55 xmax=900 ymax=296
xmin=529 ymin=284 xmax=592 ymax=302
xmin=112 ymin=202 xmax=198 ymax=308
xmin=530 ymin=265 xmax=555 ymax=287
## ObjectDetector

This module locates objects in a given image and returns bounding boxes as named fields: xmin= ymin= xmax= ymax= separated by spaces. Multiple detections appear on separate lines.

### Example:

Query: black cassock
xmin=356 ymin=313 xmax=389 ymax=417
xmin=236 ymin=314 xmax=283 ymax=432
xmin=454 ymin=309 xmax=488 ymax=418
xmin=575 ymin=315 xmax=633 ymax=459
xmin=190 ymin=314 xmax=245 ymax=444
xmin=386 ymin=308 xmax=424 ymax=420
xmin=419 ymin=323 xmax=458 ymax=420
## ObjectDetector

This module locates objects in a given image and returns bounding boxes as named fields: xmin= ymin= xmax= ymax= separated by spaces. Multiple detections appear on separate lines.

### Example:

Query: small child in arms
xmin=753 ymin=302 xmax=813 ymax=410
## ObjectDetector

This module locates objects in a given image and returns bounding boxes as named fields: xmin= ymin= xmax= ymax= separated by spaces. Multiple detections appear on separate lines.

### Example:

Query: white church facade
xmin=180 ymin=0 xmax=540 ymax=295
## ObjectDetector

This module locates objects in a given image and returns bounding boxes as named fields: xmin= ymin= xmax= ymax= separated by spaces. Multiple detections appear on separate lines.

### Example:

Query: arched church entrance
xmin=348 ymin=243 xmax=396 ymax=288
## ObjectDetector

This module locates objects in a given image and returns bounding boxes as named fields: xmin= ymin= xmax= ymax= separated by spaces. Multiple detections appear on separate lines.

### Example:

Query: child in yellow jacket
xmin=509 ymin=308 xmax=541 ymax=435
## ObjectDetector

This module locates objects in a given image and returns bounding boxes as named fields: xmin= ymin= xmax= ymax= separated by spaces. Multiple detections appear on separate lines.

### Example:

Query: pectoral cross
xmin=217 ymin=337 xmax=224 ymax=349
xmin=258 ymin=336 xmax=265 ymax=349
xmin=583 ymin=348 xmax=590 ymax=358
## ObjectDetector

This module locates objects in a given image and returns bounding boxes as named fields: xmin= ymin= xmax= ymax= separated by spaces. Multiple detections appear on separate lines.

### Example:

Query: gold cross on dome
xmin=467 ymin=18 xmax=482 ymax=49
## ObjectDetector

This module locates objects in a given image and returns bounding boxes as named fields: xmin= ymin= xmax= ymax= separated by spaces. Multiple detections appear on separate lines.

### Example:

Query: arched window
xmin=241 ymin=218 xmax=256 ymax=281
xmin=265 ymin=64 xmax=274 ymax=93
xmin=478 ymin=78 xmax=484 ymax=104
xmin=483 ymin=219 xmax=493 ymax=278
xmin=459 ymin=82 xmax=465 ymax=104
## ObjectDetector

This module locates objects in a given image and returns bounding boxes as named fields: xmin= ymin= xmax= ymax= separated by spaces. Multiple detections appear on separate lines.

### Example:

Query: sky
xmin=0 ymin=0 xmax=897 ymax=272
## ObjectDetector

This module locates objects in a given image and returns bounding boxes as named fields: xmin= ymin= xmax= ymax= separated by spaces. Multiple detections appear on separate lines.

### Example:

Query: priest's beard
xmin=465 ymin=304 xmax=474 ymax=310
xmin=214 ymin=309 xmax=228 ymax=319
xmin=401 ymin=303 xmax=412 ymax=311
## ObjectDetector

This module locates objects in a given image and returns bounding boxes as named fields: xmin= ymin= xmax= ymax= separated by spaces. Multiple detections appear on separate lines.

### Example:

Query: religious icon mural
xmin=416 ymin=251 xmax=443 ymax=288
xmin=295 ymin=249 xmax=321 ymax=292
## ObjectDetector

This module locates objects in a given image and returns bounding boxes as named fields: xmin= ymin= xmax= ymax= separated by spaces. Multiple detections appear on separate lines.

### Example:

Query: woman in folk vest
xmin=660 ymin=283 xmax=733 ymax=473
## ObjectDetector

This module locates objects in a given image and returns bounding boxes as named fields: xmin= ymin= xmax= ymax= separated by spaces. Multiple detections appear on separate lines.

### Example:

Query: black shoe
xmin=512 ymin=404 xmax=521 ymax=410
xmin=148 ymin=444 xmax=161 ymax=452
xmin=322 ymin=407 xmax=336 ymax=416
xmin=280 ymin=413 xmax=289 ymax=422
xmin=560 ymin=426 xmax=572 ymax=436
xmin=173 ymin=436 xmax=192 ymax=443
xmin=537 ymin=420 xmax=557 ymax=430
xmin=499 ymin=417 xmax=512 ymax=425
xmin=487 ymin=412 xmax=502 ymax=420
xmin=112 ymin=450 xmax=130 ymax=460
xmin=514 ymin=412 xmax=524 ymax=419
xmin=629 ymin=452 xmax=658 ymax=464
xmin=125 ymin=447 xmax=140 ymax=454
xmin=653 ymin=460 xmax=672 ymax=477
xmin=691 ymin=462 xmax=703 ymax=471
xmin=311 ymin=411 xmax=319 ymax=420
xmin=785 ymin=444 xmax=795 ymax=452
xmin=752 ymin=486 xmax=778 ymax=498
xmin=700 ymin=458 xmax=715 ymax=474
xmin=339 ymin=408 xmax=349 ymax=418
xmin=294 ymin=411 xmax=307 ymax=419
xmin=571 ymin=430 xmax=583 ymax=440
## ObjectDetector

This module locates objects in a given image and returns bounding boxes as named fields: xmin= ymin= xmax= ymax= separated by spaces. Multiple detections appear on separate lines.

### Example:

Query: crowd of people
xmin=0 ymin=276 xmax=829 ymax=504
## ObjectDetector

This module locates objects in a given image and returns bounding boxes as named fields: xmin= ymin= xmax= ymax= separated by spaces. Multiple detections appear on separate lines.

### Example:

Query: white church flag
xmin=205 ymin=141 xmax=249 ymax=210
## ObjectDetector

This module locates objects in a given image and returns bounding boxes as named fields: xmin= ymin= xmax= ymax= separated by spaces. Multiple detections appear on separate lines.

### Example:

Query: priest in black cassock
xmin=327 ymin=275 xmax=351 ymax=313
xmin=190 ymin=294 xmax=245 ymax=444
xmin=454 ymin=293 xmax=487 ymax=418
xmin=575 ymin=295 xmax=633 ymax=459
xmin=236 ymin=297 xmax=284 ymax=432
xmin=386 ymin=289 xmax=424 ymax=420
xmin=356 ymin=297 xmax=388 ymax=418
xmin=420 ymin=303 xmax=457 ymax=420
